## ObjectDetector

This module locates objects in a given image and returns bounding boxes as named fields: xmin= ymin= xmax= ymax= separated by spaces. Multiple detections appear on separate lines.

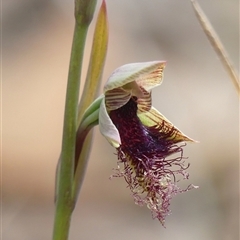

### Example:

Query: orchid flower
xmin=100 ymin=61 xmax=197 ymax=225
xmin=81 ymin=61 xmax=196 ymax=225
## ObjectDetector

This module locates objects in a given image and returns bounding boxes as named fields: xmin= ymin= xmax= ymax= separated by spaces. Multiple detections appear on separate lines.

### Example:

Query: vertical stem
xmin=52 ymin=23 xmax=88 ymax=240
xmin=52 ymin=1 xmax=97 ymax=239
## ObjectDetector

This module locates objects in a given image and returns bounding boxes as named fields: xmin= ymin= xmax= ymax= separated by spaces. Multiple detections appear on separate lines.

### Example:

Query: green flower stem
xmin=75 ymin=108 xmax=100 ymax=169
xmin=72 ymin=96 xmax=103 ymax=200
xmin=53 ymin=0 xmax=97 ymax=238
xmin=72 ymin=107 xmax=100 ymax=202
xmin=52 ymin=23 xmax=88 ymax=240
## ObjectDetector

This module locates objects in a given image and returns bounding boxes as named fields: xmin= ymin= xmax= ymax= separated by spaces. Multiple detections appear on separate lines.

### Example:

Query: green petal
xmin=99 ymin=98 xmax=121 ymax=147
xmin=137 ymin=106 xmax=195 ymax=143
xmin=104 ymin=61 xmax=166 ymax=92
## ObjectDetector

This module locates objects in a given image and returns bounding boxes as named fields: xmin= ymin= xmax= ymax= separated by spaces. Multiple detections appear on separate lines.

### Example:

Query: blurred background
xmin=2 ymin=0 xmax=239 ymax=239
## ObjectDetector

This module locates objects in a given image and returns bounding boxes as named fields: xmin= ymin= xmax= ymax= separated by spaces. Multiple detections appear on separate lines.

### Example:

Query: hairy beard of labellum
xmin=109 ymin=96 xmax=191 ymax=225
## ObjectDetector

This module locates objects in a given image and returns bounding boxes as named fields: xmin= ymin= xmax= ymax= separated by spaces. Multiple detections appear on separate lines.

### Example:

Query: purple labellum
xmin=109 ymin=96 xmax=194 ymax=225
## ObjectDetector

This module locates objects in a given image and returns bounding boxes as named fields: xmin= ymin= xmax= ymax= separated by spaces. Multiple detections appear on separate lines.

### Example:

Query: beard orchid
xmin=80 ymin=61 xmax=196 ymax=225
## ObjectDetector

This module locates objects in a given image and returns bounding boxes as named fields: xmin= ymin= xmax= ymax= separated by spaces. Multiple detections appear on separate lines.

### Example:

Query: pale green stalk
xmin=52 ymin=1 xmax=97 ymax=240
